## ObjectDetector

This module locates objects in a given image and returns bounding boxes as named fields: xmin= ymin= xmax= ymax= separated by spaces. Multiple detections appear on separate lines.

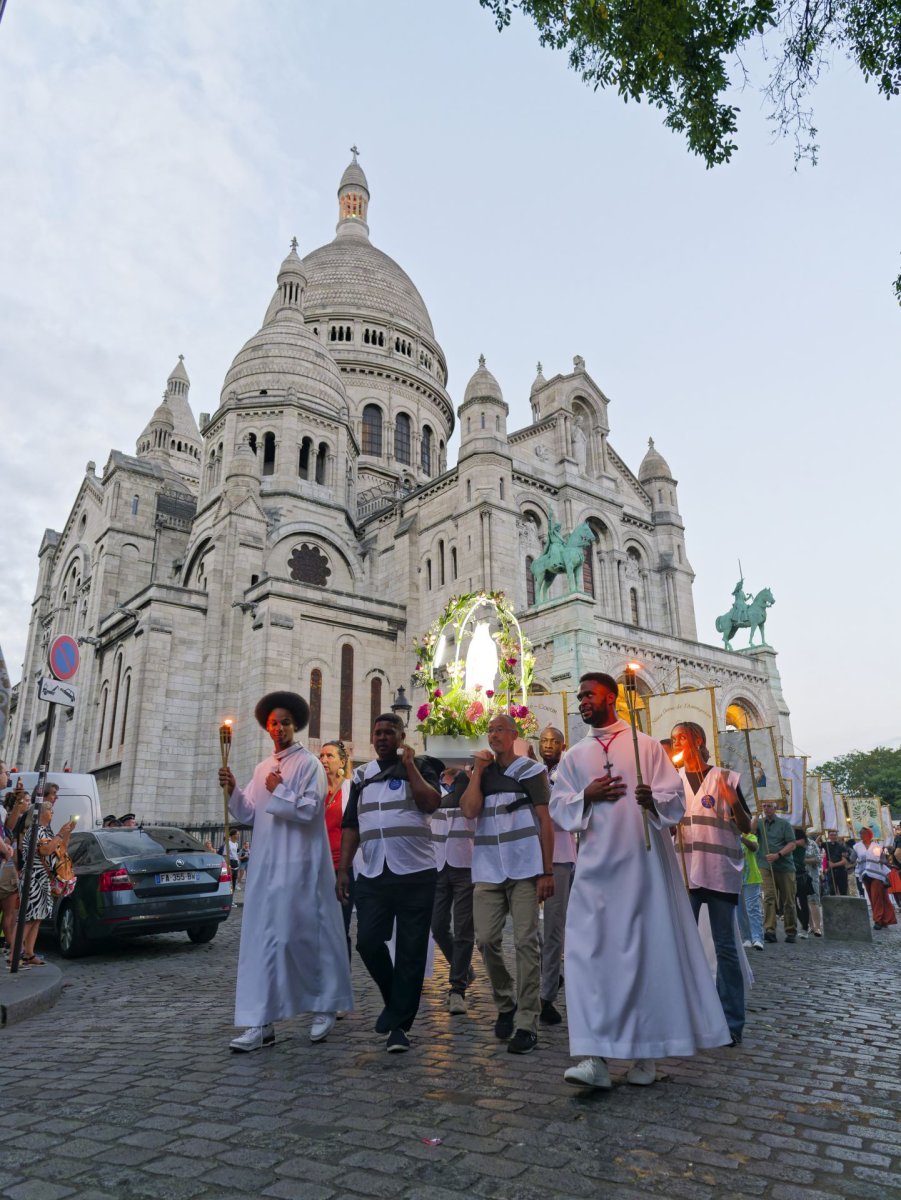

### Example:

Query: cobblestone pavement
xmin=2 ymin=905 xmax=899 ymax=1200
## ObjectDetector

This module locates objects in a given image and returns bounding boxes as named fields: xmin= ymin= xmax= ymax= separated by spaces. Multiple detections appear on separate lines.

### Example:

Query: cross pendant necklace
xmin=594 ymin=729 xmax=622 ymax=775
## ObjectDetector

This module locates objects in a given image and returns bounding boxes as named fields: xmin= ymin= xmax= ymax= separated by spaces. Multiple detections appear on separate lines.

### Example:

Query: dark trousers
xmin=795 ymin=878 xmax=810 ymax=931
xmin=690 ymin=890 xmax=745 ymax=1040
xmin=825 ymin=866 xmax=848 ymax=896
xmin=431 ymin=864 xmax=475 ymax=994
xmin=355 ymin=866 xmax=437 ymax=1033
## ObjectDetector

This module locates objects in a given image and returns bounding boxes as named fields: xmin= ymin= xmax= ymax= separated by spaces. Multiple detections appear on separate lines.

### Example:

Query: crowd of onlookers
xmin=0 ymin=761 xmax=78 ymax=967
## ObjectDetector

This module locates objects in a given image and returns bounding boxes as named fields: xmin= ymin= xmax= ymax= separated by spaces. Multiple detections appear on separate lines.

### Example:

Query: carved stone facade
xmin=3 ymin=155 xmax=793 ymax=822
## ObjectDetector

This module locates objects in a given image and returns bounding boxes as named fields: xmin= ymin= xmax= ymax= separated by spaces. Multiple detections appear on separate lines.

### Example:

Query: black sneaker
xmin=540 ymin=1000 xmax=562 ymax=1026
xmin=784 ymin=934 xmax=796 ymax=943
xmin=386 ymin=1029 xmax=410 ymax=1053
xmin=507 ymin=1029 xmax=538 ymax=1055
xmin=494 ymin=1006 xmax=517 ymax=1040
xmin=764 ymin=931 xmax=777 ymax=943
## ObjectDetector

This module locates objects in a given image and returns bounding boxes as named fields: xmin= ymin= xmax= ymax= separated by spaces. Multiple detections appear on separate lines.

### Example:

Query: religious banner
xmin=881 ymin=804 xmax=895 ymax=842
xmin=718 ymin=727 xmax=785 ymax=808
xmin=805 ymin=774 xmax=823 ymax=832
xmin=779 ymin=756 xmax=806 ymax=825
xmin=820 ymin=778 xmax=840 ymax=831
xmin=526 ymin=692 xmax=567 ymax=743
xmin=647 ymin=688 xmax=718 ymax=763
xmin=845 ymin=794 xmax=883 ymax=839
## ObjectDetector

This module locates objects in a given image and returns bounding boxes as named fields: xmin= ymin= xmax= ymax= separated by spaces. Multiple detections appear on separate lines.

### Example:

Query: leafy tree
xmin=480 ymin=1 xmax=901 ymax=300
xmin=817 ymin=745 xmax=901 ymax=814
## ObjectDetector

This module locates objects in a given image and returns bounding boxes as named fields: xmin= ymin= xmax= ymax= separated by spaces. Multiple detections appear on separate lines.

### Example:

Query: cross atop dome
xmin=350 ymin=144 xmax=359 ymax=160
xmin=290 ymin=236 xmax=298 ymax=252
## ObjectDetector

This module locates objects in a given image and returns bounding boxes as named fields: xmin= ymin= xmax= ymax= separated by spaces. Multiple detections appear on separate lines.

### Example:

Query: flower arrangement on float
xmin=412 ymin=591 xmax=537 ymax=760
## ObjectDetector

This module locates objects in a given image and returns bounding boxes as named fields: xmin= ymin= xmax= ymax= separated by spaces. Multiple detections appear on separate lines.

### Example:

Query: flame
xmin=626 ymin=661 xmax=642 ymax=672
xmin=672 ymin=751 xmax=684 ymax=765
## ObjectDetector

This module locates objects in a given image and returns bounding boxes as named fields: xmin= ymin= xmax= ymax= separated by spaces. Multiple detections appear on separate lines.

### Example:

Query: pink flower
xmin=505 ymin=657 xmax=518 ymax=667
xmin=509 ymin=704 xmax=530 ymax=720
xmin=415 ymin=662 xmax=423 ymax=672
xmin=473 ymin=684 xmax=483 ymax=692
xmin=465 ymin=701 xmax=484 ymax=721
xmin=416 ymin=704 xmax=431 ymax=720
xmin=485 ymin=690 xmax=494 ymax=698
xmin=434 ymin=689 xmax=442 ymax=698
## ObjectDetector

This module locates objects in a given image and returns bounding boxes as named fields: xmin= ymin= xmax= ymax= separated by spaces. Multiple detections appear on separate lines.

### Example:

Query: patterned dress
xmin=20 ymin=826 xmax=53 ymax=921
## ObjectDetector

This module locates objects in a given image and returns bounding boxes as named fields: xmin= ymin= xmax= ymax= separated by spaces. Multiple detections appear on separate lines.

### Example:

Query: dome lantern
xmin=336 ymin=145 xmax=370 ymax=241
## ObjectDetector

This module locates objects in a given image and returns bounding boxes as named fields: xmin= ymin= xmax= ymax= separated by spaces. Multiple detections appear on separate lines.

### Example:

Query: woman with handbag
xmin=17 ymin=796 xmax=76 ymax=964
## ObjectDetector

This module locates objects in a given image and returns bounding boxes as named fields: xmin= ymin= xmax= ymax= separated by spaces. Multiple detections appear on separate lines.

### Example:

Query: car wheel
xmin=58 ymin=901 xmax=87 ymax=958
xmin=186 ymin=922 xmax=218 ymax=945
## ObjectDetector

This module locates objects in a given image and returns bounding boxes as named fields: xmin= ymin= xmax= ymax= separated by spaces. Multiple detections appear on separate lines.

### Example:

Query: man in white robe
xmin=550 ymin=673 xmax=731 ymax=1089
xmin=219 ymin=690 xmax=353 ymax=1052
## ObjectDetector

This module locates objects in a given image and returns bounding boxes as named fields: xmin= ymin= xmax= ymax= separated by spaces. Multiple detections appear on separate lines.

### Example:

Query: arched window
xmin=262 ymin=432 xmax=276 ymax=476
xmin=426 ymin=559 xmax=432 ymax=590
xmin=394 ymin=413 xmax=412 ymax=464
xmin=451 ymin=547 xmax=457 ymax=580
xmin=298 ymin=437 xmax=312 ymax=479
xmin=499 ymin=479 xmax=505 ymax=500
xmin=362 ymin=405 xmax=383 ymax=456
xmin=97 ymin=686 xmax=108 ymax=754
xmin=339 ymin=645 xmax=354 ymax=742
xmin=467 ymin=479 xmax=472 ymax=502
xmin=119 ymin=674 xmax=131 ymax=746
xmin=421 ymin=425 xmax=433 ymax=476
xmin=108 ymin=657 xmax=122 ymax=751
xmin=582 ymin=545 xmax=595 ymax=597
xmin=526 ymin=556 xmax=536 ymax=607
xmin=315 ymin=442 xmax=328 ymax=485
xmin=629 ymin=587 xmax=640 ymax=625
xmin=310 ymin=669 xmax=322 ymax=739
xmin=131 ymin=495 xmax=139 ymax=515
xmin=370 ymin=677 xmax=382 ymax=735
xmin=438 ymin=540 xmax=445 ymax=586
xmin=480 ymin=412 xmax=486 ymax=430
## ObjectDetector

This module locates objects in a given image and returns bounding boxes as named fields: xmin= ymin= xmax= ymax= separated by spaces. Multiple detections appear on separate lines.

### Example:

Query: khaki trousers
xmin=473 ymin=877 xmax=541 ymax=1034
xmin=762 ymin=868 xmax=797 ymax=935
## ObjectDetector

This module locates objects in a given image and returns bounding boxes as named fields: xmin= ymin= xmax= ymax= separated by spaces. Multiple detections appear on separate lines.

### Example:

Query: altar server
xmin=550 ymin=673 xmax=731 ymax=1090
xmin=218 ymin=691 xmax=353 ymax=1052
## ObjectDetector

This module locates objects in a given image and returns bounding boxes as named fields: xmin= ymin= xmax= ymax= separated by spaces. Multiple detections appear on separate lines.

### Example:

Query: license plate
xmin=155 ymin=871 xmax=198 ymax=884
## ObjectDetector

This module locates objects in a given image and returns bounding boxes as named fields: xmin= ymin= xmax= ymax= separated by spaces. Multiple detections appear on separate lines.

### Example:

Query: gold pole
xmin=624 ymin=663 xmax=650 ymax=851
xmin=219 ymin=720 xmax=234 ymax=888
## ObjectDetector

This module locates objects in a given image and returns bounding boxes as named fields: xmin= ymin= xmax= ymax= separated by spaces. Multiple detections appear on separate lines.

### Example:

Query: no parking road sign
xmin=48 ymin=635 xmax=80 ymax=682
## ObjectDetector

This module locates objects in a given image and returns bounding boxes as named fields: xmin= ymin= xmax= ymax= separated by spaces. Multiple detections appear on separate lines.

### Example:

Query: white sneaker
xmin=752 ymin=940 xmax=764 ymax=951
xmin=741 ymin=939 xmax=752 ymax=948
xmin=798 ymin=930 xmax=809 ymax=939
xmin=626 ymin=1059 xmax=657 ymax=1086
xmin=230 ymin=1024 xmax=275 ymax=1052
xmin=309 ymin=1013 xmax=336 ymax=1042
xmin=564 ymin=1057 xmax=612 ymax=1090
xmin=336 ymin=1010 xmax=348 ymax=1020
xmin=448 ymin=991 xmax=466 ymax=1015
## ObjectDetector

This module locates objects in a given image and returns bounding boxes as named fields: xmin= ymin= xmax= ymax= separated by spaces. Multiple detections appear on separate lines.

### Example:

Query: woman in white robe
xmin=220 ymin=691 xmax=354 ymax=1052
xmin=549 ymin=674 xmax=731 ymax=1089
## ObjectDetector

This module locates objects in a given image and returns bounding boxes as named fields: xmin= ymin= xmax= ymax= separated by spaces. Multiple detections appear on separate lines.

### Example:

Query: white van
xmin=1 ymin=772 xmax=104 ymax=831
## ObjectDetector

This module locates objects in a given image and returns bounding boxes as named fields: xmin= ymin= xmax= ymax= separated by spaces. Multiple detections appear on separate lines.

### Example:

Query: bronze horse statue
xmin=530 ymin=521 xmax=595 ymax=604
xmin=715 ymin=587 xmax=774 ymax=651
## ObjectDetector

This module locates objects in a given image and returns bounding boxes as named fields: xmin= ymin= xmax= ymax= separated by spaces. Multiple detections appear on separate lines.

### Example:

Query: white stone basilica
xmin=4 ymin=154 xmax=793 ymax=822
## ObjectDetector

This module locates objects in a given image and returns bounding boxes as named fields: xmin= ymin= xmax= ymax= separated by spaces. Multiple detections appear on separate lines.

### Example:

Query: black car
xmin=48 ymin=826 xmax=233 ymax=957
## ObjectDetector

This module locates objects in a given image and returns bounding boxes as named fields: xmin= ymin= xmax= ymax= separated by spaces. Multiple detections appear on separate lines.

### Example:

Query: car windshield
xmin=95 ymin=828 xmax=205 ymax=860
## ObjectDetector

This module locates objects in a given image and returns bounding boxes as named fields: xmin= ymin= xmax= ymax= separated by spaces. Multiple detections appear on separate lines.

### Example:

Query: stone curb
xmin=0 ymin=961 xmax=64 ymax=1027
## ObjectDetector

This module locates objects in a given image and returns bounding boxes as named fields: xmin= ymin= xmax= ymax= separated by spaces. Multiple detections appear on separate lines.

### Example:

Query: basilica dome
xmin=638 ymin=437 xmax=674 ymax=483
xmin=301 ymin=239 xmax=435 ymax=339
xmin=220 ymin=245 xmax=347 ymax=412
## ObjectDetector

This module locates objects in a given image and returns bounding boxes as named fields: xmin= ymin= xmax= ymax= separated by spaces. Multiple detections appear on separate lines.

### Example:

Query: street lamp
xmin=390 ymin=685 xmax=412 ymax=728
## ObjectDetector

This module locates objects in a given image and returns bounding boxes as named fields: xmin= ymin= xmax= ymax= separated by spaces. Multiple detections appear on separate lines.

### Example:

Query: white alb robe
xmin=550 ymin=721 xmax=731 ymax=1059
xmin=230 ymin=741 xmax=354 ymax=1026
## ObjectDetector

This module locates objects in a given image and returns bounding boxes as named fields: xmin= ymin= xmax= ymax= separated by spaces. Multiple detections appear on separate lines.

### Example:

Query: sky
xmin=0 ymin=1 xmax=898 ymax=765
